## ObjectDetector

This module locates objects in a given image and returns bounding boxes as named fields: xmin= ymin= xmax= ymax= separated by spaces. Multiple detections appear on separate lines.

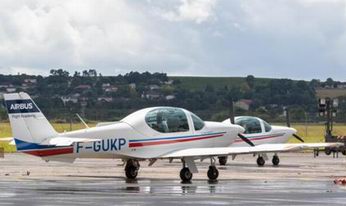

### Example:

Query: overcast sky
xmin=0 ymin=0 xmax=346 ymax=80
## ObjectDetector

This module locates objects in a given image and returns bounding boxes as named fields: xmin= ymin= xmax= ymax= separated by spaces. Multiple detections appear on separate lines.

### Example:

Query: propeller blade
xmin=292 ymin=134 xmax=304 ymax=142
xmin=238 ymin=133 xmax=255 ymax=147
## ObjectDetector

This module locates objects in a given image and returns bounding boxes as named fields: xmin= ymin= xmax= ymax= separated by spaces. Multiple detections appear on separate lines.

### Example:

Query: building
xmin=97 ymin=97 xmax=113 ymax=103
xmin=165 ymin=95 xmax=175 ymax=101
xmin=234 ymin=99 xmax=253 ymax=111
xmin=129 ymin=83 xmax=136 ymax=89
xmin=24 ymin=79 xmax=37 ymax=84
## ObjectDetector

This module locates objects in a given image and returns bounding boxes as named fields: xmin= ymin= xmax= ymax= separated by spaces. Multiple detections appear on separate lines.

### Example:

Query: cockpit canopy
xmin=235 ymin=116 xmax=272 ymax=134
xmin=122 ymin=107 xmax=205 ymax=135
xmin=145 ymin=108 xmax=189 ymax=133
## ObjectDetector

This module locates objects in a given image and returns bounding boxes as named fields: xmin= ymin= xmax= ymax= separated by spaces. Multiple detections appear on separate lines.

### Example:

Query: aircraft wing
xmin=161 ymin=142 xmax=343 ymax=158
xmin=44 ymin=137 xmax=101 ymax=147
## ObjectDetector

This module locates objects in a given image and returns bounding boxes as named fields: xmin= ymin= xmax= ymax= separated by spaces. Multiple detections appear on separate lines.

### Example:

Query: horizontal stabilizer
xmin=0 ymin=137 xmax=15 ymax=145
xmin=0 ymin=137 xmax=13 ymax=142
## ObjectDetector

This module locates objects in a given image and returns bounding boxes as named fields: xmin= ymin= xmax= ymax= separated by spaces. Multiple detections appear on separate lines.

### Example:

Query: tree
xmin=326 ymin=78 xmax=334 ymax=87
xmin=245 ymin=75 xmax=255 ymax=89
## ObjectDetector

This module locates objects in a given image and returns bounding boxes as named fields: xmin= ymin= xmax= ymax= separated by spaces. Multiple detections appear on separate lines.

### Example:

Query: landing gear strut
xmin=256 ymin=156 xmax=265 ymax=167
xmin=218 ymin=156 xmax=228 ymax=166
xmin=125 ymin=159 xmax=140 ymax=179
xmin=272 ymin=154 xmax=280 ymax=166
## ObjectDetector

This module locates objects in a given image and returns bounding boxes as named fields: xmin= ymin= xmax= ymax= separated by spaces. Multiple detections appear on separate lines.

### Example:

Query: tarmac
xmin=1 ymin=152 xmax=346 ymax=205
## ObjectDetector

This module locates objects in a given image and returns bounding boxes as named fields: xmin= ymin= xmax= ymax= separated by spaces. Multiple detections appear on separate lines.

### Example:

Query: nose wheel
xmin=125 ymin=159 xmax=140 ymax=179
xmin=256 ymin=156 xmax=265 ymax=167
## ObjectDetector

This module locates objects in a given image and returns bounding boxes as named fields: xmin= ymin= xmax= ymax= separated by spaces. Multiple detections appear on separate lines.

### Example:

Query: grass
xmin=1 ymin=122 xmax=345 ymax=152
xmin=315 ymin=88 xmax=346 ymax=99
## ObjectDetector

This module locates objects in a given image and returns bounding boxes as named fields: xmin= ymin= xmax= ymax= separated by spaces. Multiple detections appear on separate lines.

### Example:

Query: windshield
xmin=235 ymin=117 xmax=262 ymax=134
xmin=145 ymin=108 xmax=189 ymax=133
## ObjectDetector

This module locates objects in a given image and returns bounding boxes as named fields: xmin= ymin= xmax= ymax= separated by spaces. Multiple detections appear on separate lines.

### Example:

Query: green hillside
xmin=170 ymin=76 xmax=272 ymax=90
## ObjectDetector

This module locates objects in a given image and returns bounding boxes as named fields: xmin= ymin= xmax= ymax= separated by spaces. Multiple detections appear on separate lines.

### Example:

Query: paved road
xmin=0 ymin=153 xmax=346 ymax=205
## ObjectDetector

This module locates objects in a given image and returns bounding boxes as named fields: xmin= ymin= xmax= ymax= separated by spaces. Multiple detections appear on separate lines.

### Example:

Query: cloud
xmin=0 ymin=0 xmax=346 ymax=80
xmin=159 ymin=0 xmax=217 ymax=23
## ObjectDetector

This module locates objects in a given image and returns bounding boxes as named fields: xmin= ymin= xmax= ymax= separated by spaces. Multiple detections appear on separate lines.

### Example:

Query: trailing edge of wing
xmin=43 ymin=137 xmax=101 ymax=147
xmin=161 ymin=142 xmax=343 ymax=158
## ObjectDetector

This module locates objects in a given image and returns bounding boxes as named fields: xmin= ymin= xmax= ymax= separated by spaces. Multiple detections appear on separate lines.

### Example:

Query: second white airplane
xmin=220 ymin=116 xmax=302 ymax=166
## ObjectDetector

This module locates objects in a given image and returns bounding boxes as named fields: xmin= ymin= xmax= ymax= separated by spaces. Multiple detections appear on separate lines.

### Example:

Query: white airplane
xmin=219 ymin=116 xmax=304 ymax=166
xmin=1 ymin=92 xmax=341 ymax=182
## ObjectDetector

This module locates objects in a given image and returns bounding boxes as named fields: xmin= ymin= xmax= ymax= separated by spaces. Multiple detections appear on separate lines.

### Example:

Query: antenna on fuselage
xmin=76 ymin=113 xmax=89 ymax=129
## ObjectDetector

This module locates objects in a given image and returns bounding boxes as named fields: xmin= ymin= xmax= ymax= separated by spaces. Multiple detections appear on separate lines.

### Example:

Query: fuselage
xmin=18 ymin=107 xmax=244 ymax=160
xmin=222 ymin=117 xmax=297 ymax=147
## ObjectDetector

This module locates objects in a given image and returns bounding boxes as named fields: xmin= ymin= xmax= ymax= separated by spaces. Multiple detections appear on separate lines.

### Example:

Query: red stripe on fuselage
xmin=129 ymin=134 xmax=224 ymax=148
xmin=22 ymin=147 xmax=73 ymax=157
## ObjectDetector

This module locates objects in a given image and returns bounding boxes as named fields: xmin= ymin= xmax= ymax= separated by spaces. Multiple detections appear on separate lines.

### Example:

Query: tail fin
xmin=4 ymin=92 xmax=57 ymax=145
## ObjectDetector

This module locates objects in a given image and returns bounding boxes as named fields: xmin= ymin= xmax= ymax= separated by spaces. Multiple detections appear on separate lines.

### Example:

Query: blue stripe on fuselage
xmin=129 ymin=132 xmax=226 ymax=143
xmin=14 ymin=138 xmax=56 ymax=151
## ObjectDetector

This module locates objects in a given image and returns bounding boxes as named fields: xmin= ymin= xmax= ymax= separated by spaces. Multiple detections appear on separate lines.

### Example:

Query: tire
xmin=207 ymin=166 xmax=219 ymax=180
xmin=272 ymin=155 xmax=280 ymax=166
xmin=325 ymin=147 xmax=332 ymax=155
xmin=125 ymin=165 xmax=138 ymax=179
xmin=342 ymin=150 xmax=346 ymax=156
xmin=180 ymin=168 xmax=193 ymax=182
xmin=218 ymin=156 xmax=228 ymax=166
xmin=257 ymin=156 xmax=265 ymax=167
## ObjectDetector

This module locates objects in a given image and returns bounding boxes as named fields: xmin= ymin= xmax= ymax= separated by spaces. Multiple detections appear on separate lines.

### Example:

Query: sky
xmin=0 ymin=0 xmax=346 ymax=80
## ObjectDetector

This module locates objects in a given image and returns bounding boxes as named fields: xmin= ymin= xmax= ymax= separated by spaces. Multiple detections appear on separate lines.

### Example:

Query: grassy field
xmin=315 ymin=88 xmax=346 ymax=98
xmin=1 ymin=122 xmax=345 ymax=152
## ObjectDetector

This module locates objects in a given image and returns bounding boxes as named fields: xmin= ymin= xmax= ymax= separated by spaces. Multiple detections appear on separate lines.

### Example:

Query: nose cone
xmin=272 ymin=126 xmax=296 ymax=135
xmin=290 ymin=127 xmax=297 ymax=134
xmin=234 ymin=124 xmax=245 ymax=134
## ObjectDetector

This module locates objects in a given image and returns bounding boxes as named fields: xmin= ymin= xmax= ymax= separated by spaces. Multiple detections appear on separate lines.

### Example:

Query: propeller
xmin=229 ymin=99 xmax=255 ymax=147
xmin=292 ymin=134 xmax=304 ymax=143
xmin=238 ymin=133 xmax=255 ymax=147
xmin=285 ymin=107 xmax=304 ymax=143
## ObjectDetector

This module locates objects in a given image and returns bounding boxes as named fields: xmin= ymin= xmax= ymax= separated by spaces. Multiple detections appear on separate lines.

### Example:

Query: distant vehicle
xmin=220 ymin=116 xmax=304 ymax=166
xmin=2 ymin=92 xmax=341 ymax=182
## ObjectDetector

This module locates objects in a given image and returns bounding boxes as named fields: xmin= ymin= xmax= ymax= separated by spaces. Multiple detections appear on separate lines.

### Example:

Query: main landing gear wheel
xmin=325 ymin=147 xmax=332 ymax=155
xmin=342 ymin=150 xmax=346 ymax=156
xmin=125 ymin=159 xmax=140 ymax=179
xmin=218 ymin=156 xmax=228 ymax=166
xmin=257 ymin=156 xmax=265 ymax=167
xmin=180 ymin=167 xmax=193 ymax=182
xmin=207 ymin=166 xmax=219 ymax=180
xmin=272 ymin=155 xmax=280 ymax=166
